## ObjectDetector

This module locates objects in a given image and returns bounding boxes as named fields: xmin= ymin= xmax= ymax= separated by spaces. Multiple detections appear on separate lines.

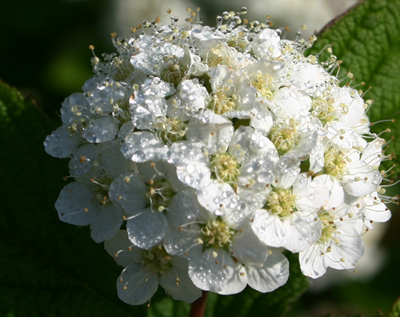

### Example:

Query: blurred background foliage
xmin=1 ymin=0 xmax=399 ymax=316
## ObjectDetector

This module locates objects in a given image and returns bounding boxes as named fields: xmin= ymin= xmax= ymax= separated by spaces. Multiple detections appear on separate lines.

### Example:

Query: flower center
xmin=208 ymin=89 xmax=236 ymax=115
xmin=265 ymin=188 xmax=296 ymax=217
xmin=269 ymin=119 xmax=297 ymax=155
xmin=251 ymin=70 xmax=275 ymax=99
xmin=210 ymin=152 xmax=240 ymax=183
xmin=227 ymin=31 xmax=249 ymax=52
xmin=323 ymin=147 xmax=349 ymax=177
xmin=160 ymin=57 xmax=186 ymax=87
xmin=155 ymin=117 xmax=187 ymax=144
xmin=205 ymin=43 xmax=231 ymax=67
xmin=90 ymin=177 xmax=113 ymax=206
xmin=141 ymin=245 xmax=172 ymax=273
xmin=318 ymin=211 xmax=336 ymax=242
xmin=311 ymin=97 xmax=337 ymax=125
xmin=146 ymin=179 xmax=175 ymax=212
xmin=200 ymin=219 xmax=236 ymax=249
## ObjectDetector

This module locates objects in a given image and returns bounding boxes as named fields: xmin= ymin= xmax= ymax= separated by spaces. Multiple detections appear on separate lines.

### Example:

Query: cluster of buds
xmin=44 ymin=7 xmax=394 ymax=305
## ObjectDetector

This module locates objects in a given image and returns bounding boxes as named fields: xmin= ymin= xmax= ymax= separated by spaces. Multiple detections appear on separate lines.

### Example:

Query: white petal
xmin=163 ymin=224 xmax=203 ymax=260
xmin=326 ymin=227 xmax=364 ymax=270
xmin=326 ymin=122 xmax=367 ymax=151
xmin=246 ymin=250 xmax=289 ymax=293
xmin=230 ymin=223 xmax=269 ymax=265
xmin=55 ymin=182 xmax=97 ymax=226
xmin=60 ymin=92 xmax=90 ymax=125
xmin=117 ymin=264 xmax=159 ymax=305
xmin=282 ymin=212 xmax=321 ymax=252
xmin=82 ymin=116 xmax=118 ymax=143
xmin=160 ymin=257 xmax=202 ymax=303
xmin=169 ymin=142 xmax=211 ymax=190
xmin=68 ymin=144 xmax=100 ymax=177
xmin=314 ymin=175 xmax=344 ymax=209
xmin=90 ymin=204 xmax=124 ymax=243
xmin=197 ymin=182 xmax=242 ymax=223
xmin=98 ymin=141 xmax=134 ymax=179
xmin=342 ymin=161 xmax=381 ymax=196
xmin=218 ymin=262 xmax=247 ymax=295
xmin=336 ymin=87 xmax=365 ymax=128
xmin=270 ymin=88 xmax=311 ymax=119
xmin=289 ymin=63 xmax=330 ymax=94
xmin=186 ymin=118 xmax=234 ymax=156
xmin=252 ymin=28 xmax=281 ymax=58
xmin=250 ymin=209 xmax=286 ymax=248
xmin=250 ymin=107 xmax=274 ymax=135
xmin=118 ymin=121 xmax=135 ymax=141
xmin=188 ymin=248 xmax=235 ymax=292
xmin=44 ymin=126 xmax=80 ymax=158
xmin=309 ymin=143 xmax=325 ymax=174
xmin=104 ymin=230 xmax=144 ymax=267
xmin=121 ymin=131 xmax=168 ymax=163
xmin=362 ymin=194 xmax=391 ymax=224
xmin=126 ymin=209 xmax=168 ymax=249
xmin=294 ymin=173 xmax=329 ymax=213
xmin=167 ymin=191 xmax=201 ymax=227
xmin=109 ymin=173 xmax=147 ymax=215
xmin=299 ymin=244 xmax=327 ymax=278
xmin=361 ymin=138 xmax=385 ymax=168
xmin=274 ymin=157 xmax=300 ymax=189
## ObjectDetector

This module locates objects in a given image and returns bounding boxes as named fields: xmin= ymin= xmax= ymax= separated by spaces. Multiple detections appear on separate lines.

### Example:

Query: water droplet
xmin=186 ymin=164 xmax=196 ymax=174
xmin=132 ymin=151 xmax=146 ymax=162
xmin=184 ymin=175 xmax=193 ymax=185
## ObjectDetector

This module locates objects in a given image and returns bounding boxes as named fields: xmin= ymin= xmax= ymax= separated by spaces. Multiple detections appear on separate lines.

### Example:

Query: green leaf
xmin=389 ymin=297 xmax=400 ymax=317
xmin=308 ymin=0 xmax=400 ymax=177
xmin=0 ymin=80 xmax=147 ymax=316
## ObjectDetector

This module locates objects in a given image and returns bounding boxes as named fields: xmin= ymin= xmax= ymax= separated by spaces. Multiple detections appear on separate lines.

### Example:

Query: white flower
xmin=299 ymin=176 xmax=364 ymax=278
xmin=208 ymin=65 xmax=256 ymax=116
xmin=219 ymin=249 xmax=289 ymax=294
xmin=310 ymin=141 xmax=382 ymax=197
xmin=250 ymin=172 xmax=329 ymax=252
xmin=105 ymin=230 xmax=201 ymax=305
xmin=164 ymin=180 xmax=288 ymax=293
xmin=108 ymin=162 xmax=188 ymax=249
xmin=55 ymin=181 xmax=124 ymax=243
xmin=167 ymin=79 xmax=210 ymax=120
xmin=351 ymin=191 xmax=392 ymax=229
xmin=45 ymin=7 xmax=393 ymax=304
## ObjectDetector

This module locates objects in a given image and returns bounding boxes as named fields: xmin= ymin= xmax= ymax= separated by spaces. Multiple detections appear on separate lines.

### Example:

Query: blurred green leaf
xmin=389 ymin=297 xmax=400 ymax=317
xmin=308 ymin=0 xmax=400 ymax=177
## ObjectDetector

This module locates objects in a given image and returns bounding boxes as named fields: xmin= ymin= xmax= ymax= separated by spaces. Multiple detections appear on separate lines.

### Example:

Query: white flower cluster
xmin=44 ymin=8 xmax=393 ymax=306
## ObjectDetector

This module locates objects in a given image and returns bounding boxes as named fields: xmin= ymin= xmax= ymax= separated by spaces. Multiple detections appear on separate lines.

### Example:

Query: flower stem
xmin=189 ymin=291 xmax=208 ymax=317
